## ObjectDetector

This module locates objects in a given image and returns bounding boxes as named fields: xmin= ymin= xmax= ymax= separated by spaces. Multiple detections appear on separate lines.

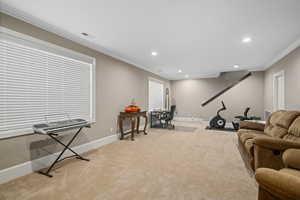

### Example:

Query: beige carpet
xmin=0 ymin=122 xmax=257 ymax=200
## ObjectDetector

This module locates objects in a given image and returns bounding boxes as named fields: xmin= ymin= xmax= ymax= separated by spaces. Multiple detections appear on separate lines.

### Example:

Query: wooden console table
xmin=118 ymin=111 xmax=148 ymax=141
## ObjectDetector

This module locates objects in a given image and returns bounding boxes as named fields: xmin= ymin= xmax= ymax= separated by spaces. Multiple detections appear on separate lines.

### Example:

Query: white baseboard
xmin=174 ymin=117 xmax=203 ymax=122
xmin=0 ymin=134 xmax=118 ymax=184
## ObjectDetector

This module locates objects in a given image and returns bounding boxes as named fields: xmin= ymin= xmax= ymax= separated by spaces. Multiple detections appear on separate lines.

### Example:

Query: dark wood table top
xmin=119 ymin=111 xmax=147 ymax=117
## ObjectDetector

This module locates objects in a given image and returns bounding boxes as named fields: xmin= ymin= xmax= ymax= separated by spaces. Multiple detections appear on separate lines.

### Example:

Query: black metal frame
xmin=150 ymin=106 xmax=176 ymax=129
xmin=38 ymin=127 xmax=90 ymax=178
xmin=150 ymin=111 xmax=164 ymax=128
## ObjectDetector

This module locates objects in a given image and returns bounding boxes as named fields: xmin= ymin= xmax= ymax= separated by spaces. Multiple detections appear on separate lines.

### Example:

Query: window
xmin=148 ymin=78 xmax=164 ymax=111
xmin=0 ymin=27 xmax=95 ymax=138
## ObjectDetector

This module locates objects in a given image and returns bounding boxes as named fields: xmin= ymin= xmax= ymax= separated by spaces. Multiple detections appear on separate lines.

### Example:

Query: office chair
xmin=161 ymin=105 xmax=176 ymax=129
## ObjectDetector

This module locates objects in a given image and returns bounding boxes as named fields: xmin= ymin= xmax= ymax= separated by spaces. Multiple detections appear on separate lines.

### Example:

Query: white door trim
xmin=273 ymin=70 xmax=285 ymax=111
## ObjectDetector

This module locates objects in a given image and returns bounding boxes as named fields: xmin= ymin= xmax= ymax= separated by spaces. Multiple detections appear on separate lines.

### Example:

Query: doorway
xmin=273 ymin=71 xmax=285 ymax=111
xmin=148 ymin=78 xmax=164 ymax=111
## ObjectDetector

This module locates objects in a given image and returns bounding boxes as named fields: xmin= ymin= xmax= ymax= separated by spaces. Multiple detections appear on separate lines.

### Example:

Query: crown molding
xmin=0 ymin=3 xmax=165 ymax=79
xmin=263 ymin=36 xmax=300 ymax=70
xmin=2 ymin=3 xmax=299 ymax=79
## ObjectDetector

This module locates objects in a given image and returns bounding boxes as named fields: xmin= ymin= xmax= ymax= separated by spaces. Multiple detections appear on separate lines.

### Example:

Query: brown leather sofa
xmin=255 ymin=149 xmax=300 ymax=200
xmin=237 ymin=110 xmax=300 ymax=171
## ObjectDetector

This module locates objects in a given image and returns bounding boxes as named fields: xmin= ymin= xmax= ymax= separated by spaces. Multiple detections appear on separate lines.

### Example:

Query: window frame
xmin=0 ymin=27 xmax=96 ymax=139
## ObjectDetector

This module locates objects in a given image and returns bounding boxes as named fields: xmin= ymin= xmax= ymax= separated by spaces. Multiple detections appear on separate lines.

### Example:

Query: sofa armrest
xmin=254 ymin=136 xmax=300 ymax=151
xmin=239 ymin=121 xmax=265 ymax=131
xmin=283 ymin=149 xmax=300 ymax=170
xmin=255 ymin=168 xmax=300 ymax=200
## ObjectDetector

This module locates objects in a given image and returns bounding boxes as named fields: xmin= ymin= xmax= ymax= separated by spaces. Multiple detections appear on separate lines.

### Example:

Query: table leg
xmin=137 ymin=116 xmax=140 ymax=134
xmin=143 ymin=114 xmax=148 ymax=135
xmin=119 ymin=117 xmax=124 ymax=140
xmin=131 ymin=117 xmax=136 ymax=141
xmin=150 ymin=112 xmax=153 ymax=128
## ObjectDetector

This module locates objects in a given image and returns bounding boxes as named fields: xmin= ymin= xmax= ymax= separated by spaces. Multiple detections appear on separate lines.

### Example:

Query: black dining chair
xmin=160 ymin=105 xmax=176 ymax=129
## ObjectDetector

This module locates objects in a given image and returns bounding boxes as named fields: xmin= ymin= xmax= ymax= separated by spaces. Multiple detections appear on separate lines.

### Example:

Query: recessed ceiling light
xmin=233 ymin=65 xmax=239 ymax=69
xmin=151 ymin=51 xmax=158 ymax=56
xmin=81 ymin=32 xmax=89 ymax=36
xmin=178 ymin=69 xmax=182 ymax=73
xmin=185 ymin=74 xmax=189 ymax=78
xmin=242 ymin=37 xmax=252 ymax=43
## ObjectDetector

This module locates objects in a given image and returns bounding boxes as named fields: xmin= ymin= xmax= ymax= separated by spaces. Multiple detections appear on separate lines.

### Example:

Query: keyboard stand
xmin=38 ymin=127 xmax=90 ymax=178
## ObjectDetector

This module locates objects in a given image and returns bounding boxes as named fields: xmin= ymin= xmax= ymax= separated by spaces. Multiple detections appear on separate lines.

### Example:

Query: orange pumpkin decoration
xmin=125 ymin=99 xmax=140 ymax=112
xmin=125 ymin=105 xmax=141 ymax=112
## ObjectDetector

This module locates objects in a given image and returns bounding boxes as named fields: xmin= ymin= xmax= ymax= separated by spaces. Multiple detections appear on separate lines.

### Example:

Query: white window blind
xmin=0 ymin=28 xmax=95 ymax=138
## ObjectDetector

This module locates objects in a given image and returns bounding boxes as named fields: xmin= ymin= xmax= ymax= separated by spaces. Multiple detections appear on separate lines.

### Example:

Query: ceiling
xmin=1 ymin=0 xmax=300 ymax=80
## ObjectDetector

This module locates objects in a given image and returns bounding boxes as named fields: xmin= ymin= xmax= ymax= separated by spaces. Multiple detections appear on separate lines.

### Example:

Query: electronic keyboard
xmin=33 ymin=119 xmax=90 ymax=134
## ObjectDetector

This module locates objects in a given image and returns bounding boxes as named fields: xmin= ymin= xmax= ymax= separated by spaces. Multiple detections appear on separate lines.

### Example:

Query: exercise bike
xmin=206 ymin=101 xmax=261 ymax=131
xmin=207 ymin=101 xmax=227 ymax=130
xmin=232 ymin=107 xmax=261 ymax=130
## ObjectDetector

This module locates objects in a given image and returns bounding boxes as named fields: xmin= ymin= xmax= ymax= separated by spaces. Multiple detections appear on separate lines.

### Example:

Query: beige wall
xmin=0 ymin=13 xmax=170 ymax=170
xmin=1 ymin=11 xmax=298 ymax=172
xmin=264 ymin=46 xmax=300 ymax=112
xmin=171 ymin=71 xmax=265 ymax=121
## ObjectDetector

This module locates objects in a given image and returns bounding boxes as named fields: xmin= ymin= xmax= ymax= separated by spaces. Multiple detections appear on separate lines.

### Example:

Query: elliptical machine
xmin=207 ymin=101 xmax=226 ymax=129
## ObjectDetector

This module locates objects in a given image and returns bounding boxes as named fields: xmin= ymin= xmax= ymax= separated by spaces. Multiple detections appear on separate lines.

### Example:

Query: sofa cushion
xmin=264 ymin=111 xmax=300 ymax=138
xmin=264 ymin=110 xmax=286 ymax=137
xmin=264 ymin=125 xmax=288 ymax=138
xmin=282 ymin=116 xmax=300 ymax=144
xmin=277 ymin=111 xmax=300 ymax=129
xmin=267 ymin=110 xmax=286 ymax=127
xmin=283 ymin=134 xmax=300 ymax=144
xmin=288 ymin=116 xmax=300 ymax=137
